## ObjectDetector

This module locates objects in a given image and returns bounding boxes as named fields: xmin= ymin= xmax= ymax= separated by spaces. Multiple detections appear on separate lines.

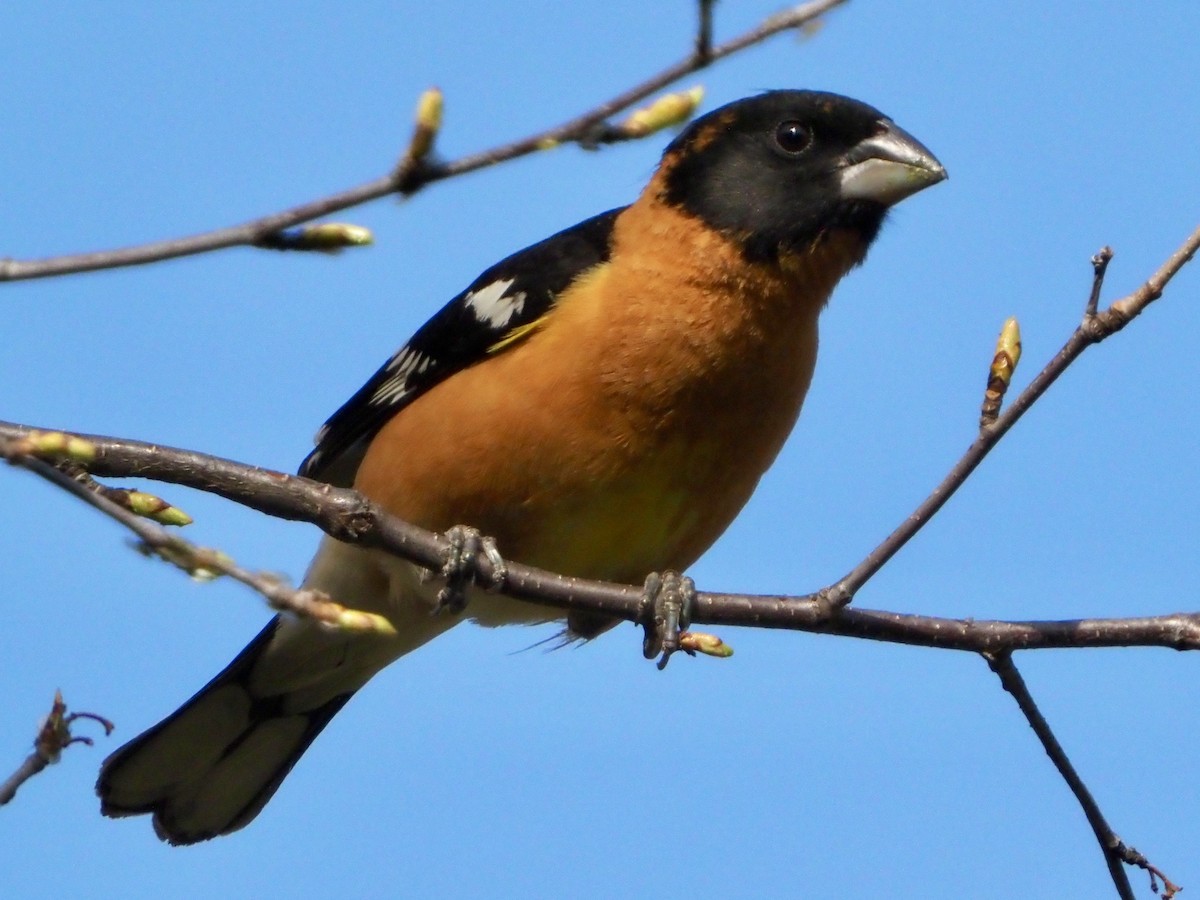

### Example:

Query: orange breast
xmin=353 ymin=195 xmax=864 ymax=584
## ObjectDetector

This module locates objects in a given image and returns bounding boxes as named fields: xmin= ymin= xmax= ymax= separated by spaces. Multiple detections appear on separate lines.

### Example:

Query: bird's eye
xmin=774 ymin=120 xmax=812 ymax=155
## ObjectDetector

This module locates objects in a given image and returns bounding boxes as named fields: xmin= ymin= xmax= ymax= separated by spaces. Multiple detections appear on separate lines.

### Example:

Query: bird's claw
xmin=434 ymin=525 xmax=507 ymax=615
xmin=640 ymin=570 xmax=696 ymax=670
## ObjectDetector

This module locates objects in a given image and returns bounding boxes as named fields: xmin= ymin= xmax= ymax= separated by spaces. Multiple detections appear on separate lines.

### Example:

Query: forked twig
xmin=0 ymin=0 xmax=847 ymax=283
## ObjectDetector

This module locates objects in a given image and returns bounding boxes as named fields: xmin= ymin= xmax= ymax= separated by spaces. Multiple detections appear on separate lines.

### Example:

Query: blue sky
xmin=2 ymin=2 xmax=1198 ymax=897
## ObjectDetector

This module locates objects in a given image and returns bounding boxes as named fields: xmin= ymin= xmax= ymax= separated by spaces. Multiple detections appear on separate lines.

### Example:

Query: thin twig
xmin=12 ymin=210 xmax=1200 ymax=643
xmin=416 ymin=0 xmax=845 ymax=177
xmin=985 ymin=652 xmax=1134 ymax=898
xmin=4 ymin=419 xmax=1200 ymax=655
xmin=984 ymin=653 xmax=1179 ymax=899
xmin=821 ymin=223 xmax=1200 ymax=609
xmin=0 ymin=0 xmax=847 ymax=283
xmin=56 ymin=461 xmax=192 ymax=526
xmin=1086 ymin=246 xmax=1114 ymax=317
xmin=0 ymin=691 xmax=112 ymax=806
xmin=4 ymin=217 xmax=1197 ymax=643
xmin=1 ymin=445 xmax=396 ymax=634
xmin=0 ymin=754 xmax=49 ymax=807
xmin=697 ymin=0 xmax=717 ymax=62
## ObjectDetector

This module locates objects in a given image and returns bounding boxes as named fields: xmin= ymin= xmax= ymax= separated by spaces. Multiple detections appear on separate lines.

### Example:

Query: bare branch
xmin=984 ymin=653 xmax=1180 ymax=899
xmin=1086 ymin=245 xmax=1114 ymax=317
xmin=4 ymin=419 xmax=1200 ymax=657
xmin=985 ymin=652 xmax=1135 ymax=899
xmin=0 ymin=691 xmax=112 ymax=807
xmin=1 ymin=441 xmax=396 ymax=635
xmin=1102 ymin=222 xmax=1200 ymax=325
xmin=55 ymin=460 xmax=194 ymax=526
xmin=697 ymin=0 xmax=717 ymax=63
xmin=0 ymin=0 xmax=847 ymax=283
xmin=9 ymin=211 xmax=1196 ymax=651
xmin=821 ymin=223 xmax=1200 ymax=609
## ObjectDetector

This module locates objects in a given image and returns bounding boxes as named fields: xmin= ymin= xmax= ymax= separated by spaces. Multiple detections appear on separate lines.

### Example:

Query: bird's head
xmin=657 ymin=90 xmax=946 ymax=263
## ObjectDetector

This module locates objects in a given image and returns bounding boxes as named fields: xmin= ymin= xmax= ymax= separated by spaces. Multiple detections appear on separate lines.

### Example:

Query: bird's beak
xmin=838 ymin=120 xmax=947 ymax=206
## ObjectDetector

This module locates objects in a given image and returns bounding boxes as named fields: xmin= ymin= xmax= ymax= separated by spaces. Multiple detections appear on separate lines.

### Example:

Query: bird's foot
xmin=433 ymin=525 xmax=507 ymax=615
xmin=640 ymin=570 xmax=696 ymax=671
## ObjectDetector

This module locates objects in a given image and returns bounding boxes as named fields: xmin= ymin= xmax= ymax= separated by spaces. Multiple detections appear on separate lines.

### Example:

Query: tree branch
xmin=1 ymin=443 xmax=397 ymax=635
xmin=4 ymin=6 xmax=1189 ymax=891
xmin=0 ymin=0 xmax=847 ymax=283
xmin=696 ymin=0 xmax=717 ymax=63
xmin=4 ymin=419 xmax=1200 ymax=656
xmin=5 ymin=212 xmax=1197 ymax=655
xmin=985 ymin=653 xmax=1179 ymax=900
xmin=0 ymin=691 xmax=112 ymax=807
xmin=819 ymin=221 xmax=1200 ymax=609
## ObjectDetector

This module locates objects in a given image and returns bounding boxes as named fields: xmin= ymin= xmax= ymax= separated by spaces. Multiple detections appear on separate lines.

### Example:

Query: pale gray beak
xmin=839 ymin=120 xmax=947 ymax=206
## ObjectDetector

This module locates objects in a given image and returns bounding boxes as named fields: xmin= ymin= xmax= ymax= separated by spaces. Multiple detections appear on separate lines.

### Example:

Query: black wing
xmin=299 ymin=207 xmax=623 ymax=486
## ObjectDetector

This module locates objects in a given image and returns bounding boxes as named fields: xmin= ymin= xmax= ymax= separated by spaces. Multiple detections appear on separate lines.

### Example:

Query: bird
xmin=96 ymin=89 xmax=945 ymax=844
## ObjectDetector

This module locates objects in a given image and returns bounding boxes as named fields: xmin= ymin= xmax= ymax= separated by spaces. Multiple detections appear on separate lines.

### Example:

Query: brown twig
xmin=2 ymin=224 xmax=1197 ymax=897
xmin=0 ymin=0 xmax=847 ymax=283
xmin=1086 ymin=246 xmax=1114 ymax=317
xmin=4 ymin=419 xmax=1200 ymax=655
xmin=1121 ymin=847 xmax=1183 ymax=900
xmin=984 ymin=653 xmax=1179 ymax=899
xmin=56 ymin=461 xmax=193 ymax=526
xmin=0 ymin=691 xmax=113 ymax=807
xmin=986 ymin=652 xmax=1133 ymax=898
xmin=5 ymin=223 xmax=1195 ymax=651
xmin=697 ymin=0 xmax=717 ymax=63
xmin=1 ymin=443 xmax=396 ymax=635
xmin=819 ymin=223 xmax=1200 ymax=610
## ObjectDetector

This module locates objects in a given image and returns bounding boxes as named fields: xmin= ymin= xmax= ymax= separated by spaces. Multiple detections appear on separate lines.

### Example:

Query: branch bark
xmin=1 ymin=6 xmax=1193 ymax=890
xmin=821 ymin=223 xmax=1200 ymax=608
xmin=0 ymin=692 xmax=112 ymax=807
xmin=5 ymin=221 xmax=1196 ymax=654
xmin=5 ymin=419 xmax=1200 ymax=656
xmin=0 ymin=0 xmax=847 ymax=283
xmin=985 ymin=653 xmax=1181 ymax=899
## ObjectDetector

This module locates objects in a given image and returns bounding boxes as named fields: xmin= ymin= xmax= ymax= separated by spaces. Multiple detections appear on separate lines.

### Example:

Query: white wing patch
xmin=307 ymin=343 xmax=433 ymax=458
xmin=367 ymin=346 xmax=433 ymax=408
xmin=464 ymin=278 xmax=527 ymax=328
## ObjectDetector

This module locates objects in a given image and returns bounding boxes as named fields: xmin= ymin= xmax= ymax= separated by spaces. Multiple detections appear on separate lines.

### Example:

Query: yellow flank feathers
xmin=487 ymin=263 xmax=613 ymax=354
xmin=488 ymin=314 xmax=551 ymax=354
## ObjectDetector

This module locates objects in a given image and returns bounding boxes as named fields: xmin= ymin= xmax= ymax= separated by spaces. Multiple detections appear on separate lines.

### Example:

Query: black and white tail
xmin=96 ymin=538 xmax=450 ymax=844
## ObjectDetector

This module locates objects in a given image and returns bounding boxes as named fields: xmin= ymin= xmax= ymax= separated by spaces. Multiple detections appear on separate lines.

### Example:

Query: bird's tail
xmin=96 ymin=617 xmax=356 ymax=844
xmin=97 ymin=538 xmax=448 ymax=844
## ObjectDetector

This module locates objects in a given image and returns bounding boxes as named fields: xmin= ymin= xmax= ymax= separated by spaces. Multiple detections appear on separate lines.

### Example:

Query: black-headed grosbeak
xmin=97 ymin=90 xmax=945 ymax=843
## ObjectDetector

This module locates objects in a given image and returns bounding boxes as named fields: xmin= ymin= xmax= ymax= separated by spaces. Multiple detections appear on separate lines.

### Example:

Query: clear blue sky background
xmin=2 ymin=2 xmax=1197 ymax=897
